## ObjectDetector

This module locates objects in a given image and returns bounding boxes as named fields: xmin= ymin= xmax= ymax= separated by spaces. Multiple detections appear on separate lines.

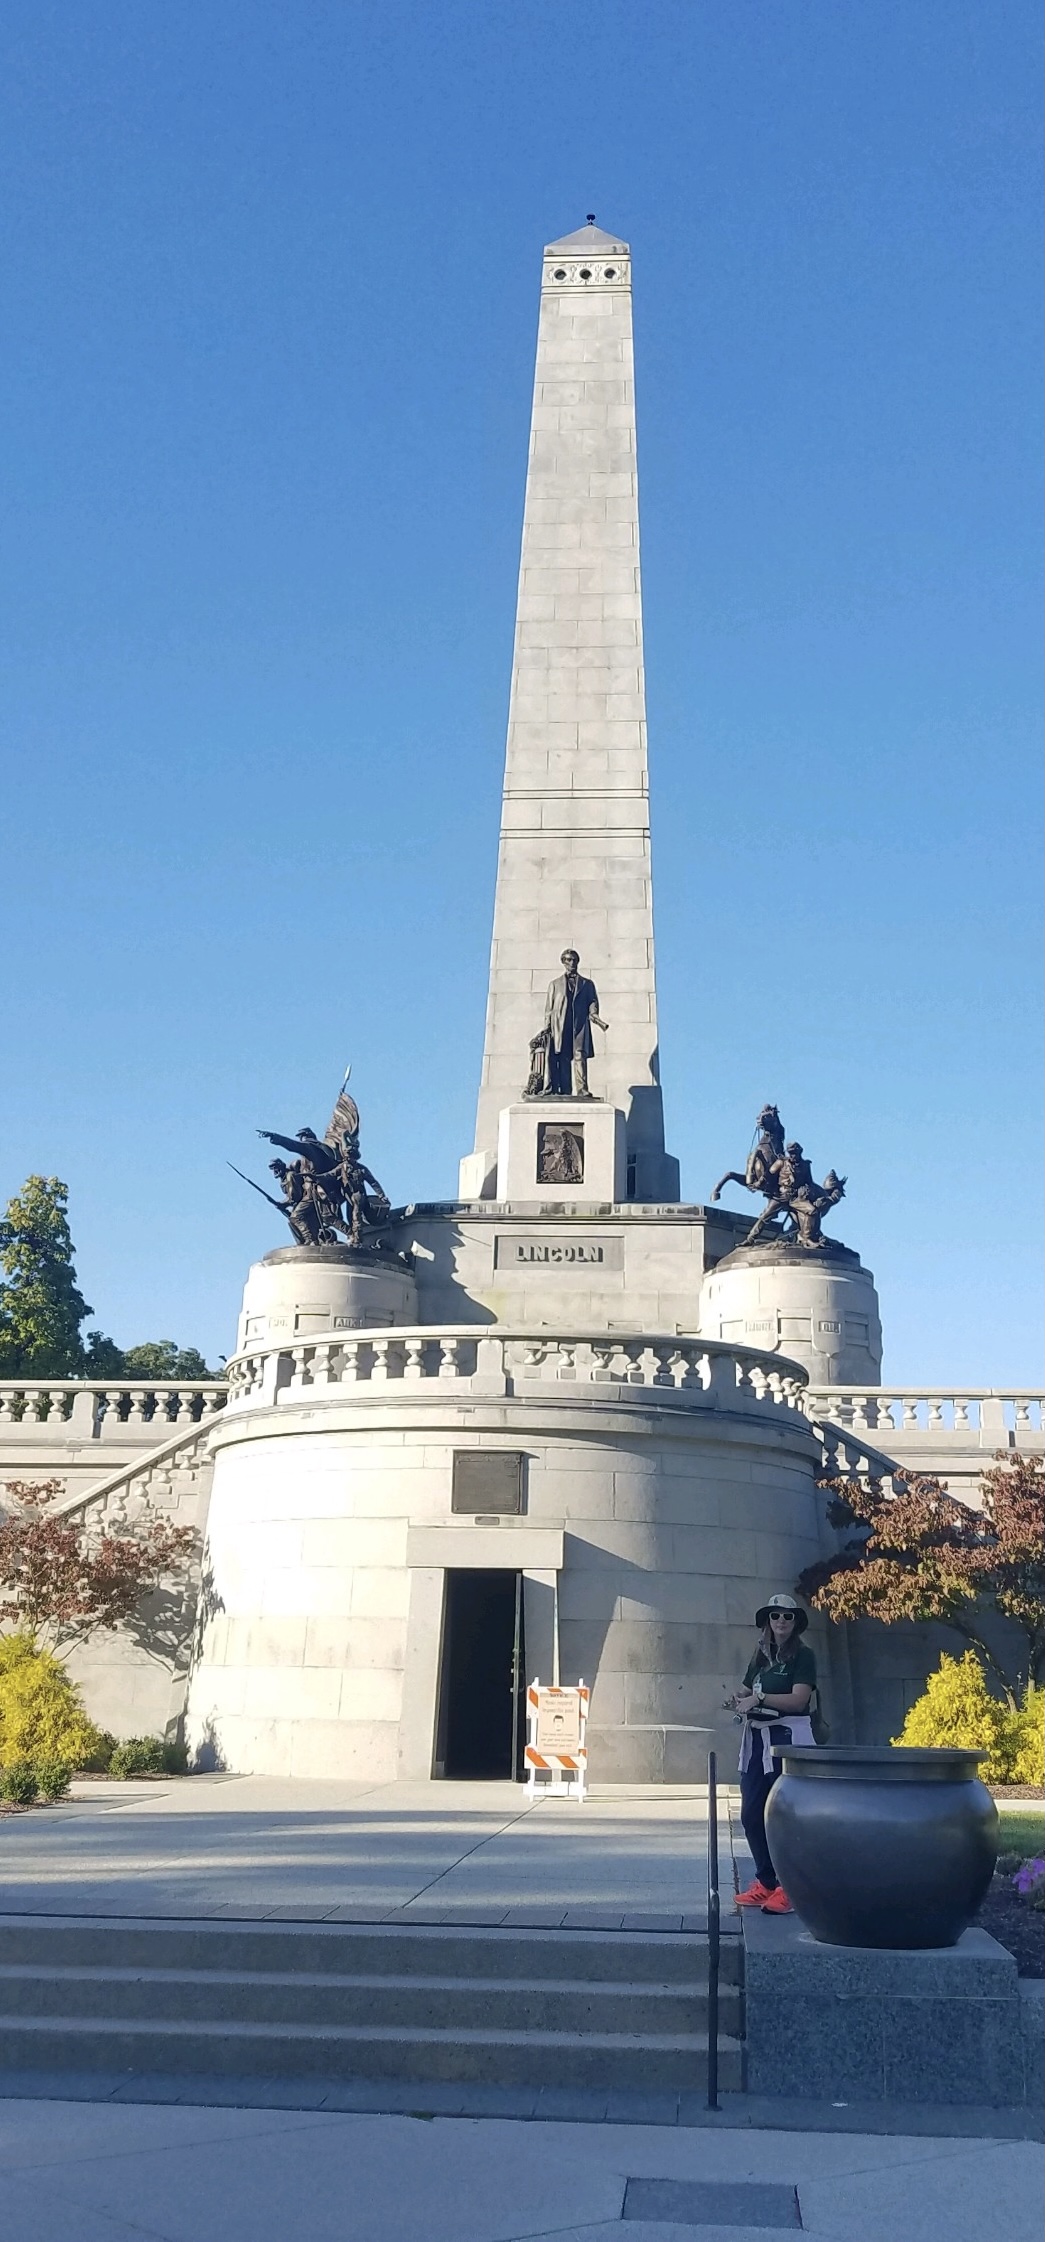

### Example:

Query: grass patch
xmin=995 ymin=1807 xmax=1045 ymax=1859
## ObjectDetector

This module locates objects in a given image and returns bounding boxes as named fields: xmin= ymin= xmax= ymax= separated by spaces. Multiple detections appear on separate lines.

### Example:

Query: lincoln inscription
xmin=493 ymin=1234 xmax=624 ymax=1273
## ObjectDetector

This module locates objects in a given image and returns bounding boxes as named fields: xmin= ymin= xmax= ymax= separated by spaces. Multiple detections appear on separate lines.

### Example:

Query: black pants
xmin=740 ymin=1756 xmax=783 ymax=1889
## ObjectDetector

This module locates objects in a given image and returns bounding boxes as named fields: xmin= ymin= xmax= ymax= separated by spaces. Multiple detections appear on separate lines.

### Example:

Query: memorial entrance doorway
xmin=436 ymin=1570 xmax=526 ymax=1780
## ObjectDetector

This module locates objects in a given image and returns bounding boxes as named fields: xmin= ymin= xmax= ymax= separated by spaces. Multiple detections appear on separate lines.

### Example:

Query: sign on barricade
xmin=524 ymin=1678 xmax=588 ymax=1800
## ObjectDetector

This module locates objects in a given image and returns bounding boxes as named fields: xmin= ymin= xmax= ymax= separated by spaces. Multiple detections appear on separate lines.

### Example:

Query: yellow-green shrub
xmin=893 ymin=1653 xmax=1045 ymax=1785
xmin=0 ymin=1634 xmax=105 ymax=1770
xmin=893 ymin=1652 xmax=1012 ymax=1781
xmin=1008 ymin=1684 xmax=1045 ymax=1786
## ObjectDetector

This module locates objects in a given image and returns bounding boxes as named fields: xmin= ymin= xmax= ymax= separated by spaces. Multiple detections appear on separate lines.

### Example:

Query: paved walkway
xmin=5 ymin=1775 xmax=1039 ymax=2236
xmin=0 ymin=1776 xmax=731 ymax=1925
xmin=0 ymin=2098 xmax=1039 ymax=2241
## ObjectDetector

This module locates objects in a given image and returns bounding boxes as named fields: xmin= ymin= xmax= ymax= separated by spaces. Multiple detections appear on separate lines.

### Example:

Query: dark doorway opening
xmin=437 ymin=1570 xmax=525 ymax=1779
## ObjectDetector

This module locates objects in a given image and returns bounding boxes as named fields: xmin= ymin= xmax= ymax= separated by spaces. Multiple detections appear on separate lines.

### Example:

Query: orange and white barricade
xmin=524 ymin=1678 xmax=588 ymax=1800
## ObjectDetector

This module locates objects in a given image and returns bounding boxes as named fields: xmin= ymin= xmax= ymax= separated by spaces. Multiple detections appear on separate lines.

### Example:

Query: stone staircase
xmin=0 ymin=1916 xmax=741 ymax=2093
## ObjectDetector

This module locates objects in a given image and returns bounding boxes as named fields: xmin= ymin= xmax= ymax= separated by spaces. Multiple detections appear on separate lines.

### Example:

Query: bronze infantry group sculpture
xmin=230 ymin=1077 xmax=391 ymax=1249
xmin=712 ymin=1103 xmax=846 ymax=1249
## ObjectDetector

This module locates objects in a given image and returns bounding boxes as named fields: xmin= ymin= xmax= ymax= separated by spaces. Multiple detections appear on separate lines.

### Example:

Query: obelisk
xmin=462 ymin=220 xmax=679 ymax=1203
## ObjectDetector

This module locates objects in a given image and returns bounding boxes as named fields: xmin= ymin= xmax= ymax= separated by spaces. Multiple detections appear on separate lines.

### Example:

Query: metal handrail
xmin=706 ymin=1749 xmax=720 ymax=2110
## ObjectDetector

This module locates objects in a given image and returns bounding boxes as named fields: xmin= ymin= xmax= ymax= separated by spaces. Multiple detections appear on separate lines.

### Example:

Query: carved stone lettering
xmin=493 ymin=1234 xmax=624 ymax=1274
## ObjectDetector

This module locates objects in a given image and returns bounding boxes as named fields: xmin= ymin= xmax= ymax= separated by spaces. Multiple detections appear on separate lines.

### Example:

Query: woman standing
xmin=729 ymin=1593 xmax=817 ymax=1915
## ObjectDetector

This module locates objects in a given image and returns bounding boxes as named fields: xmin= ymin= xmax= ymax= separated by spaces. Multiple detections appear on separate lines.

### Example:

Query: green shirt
xmin=744 ymin=1643 xmax=817 ymax=1697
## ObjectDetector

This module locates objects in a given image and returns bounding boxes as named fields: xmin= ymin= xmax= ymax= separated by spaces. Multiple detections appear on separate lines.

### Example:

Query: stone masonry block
xmin=618 ymin=1574 xmax=728 ymax=1623
xmin=303 ymin=1616 xmax=408 ymax=1669
xmin=260 ymin=1567 xmax=351 ymax=1619
xmin=349 ymin=1567 xmax=412 ymax=1620
xmin=670 ymin=1523 xmax=760 ymax=1574
xmin=623 ymin=1670 xmax=731 ymax=1722
xmin=337 ymin=1666 xmax=405 ymax=1723
xmin=518 ymin=566 xmax=581 ymax=596
xmin=523 ymin=522 xmax=584 ymax=550
xmin=233 ymin=1617 xmax=308 ymax=1669
xmin=299 ymin=1519 xmax=407 ymax=1569
xmin=743 ymin=1913 xmax=1025 ymax=2105
xmin=289 ymin=1719 xmax=399 ymax=1783
xmin=243 ymin=1665 xmax=343 ymax=1722
xmin=577 ymin=562 xmax=639 ymax=593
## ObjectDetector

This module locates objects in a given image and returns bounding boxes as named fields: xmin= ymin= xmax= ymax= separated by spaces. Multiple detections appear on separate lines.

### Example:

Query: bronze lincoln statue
xmin=525 ymin=948 xmax=608 ymax=1098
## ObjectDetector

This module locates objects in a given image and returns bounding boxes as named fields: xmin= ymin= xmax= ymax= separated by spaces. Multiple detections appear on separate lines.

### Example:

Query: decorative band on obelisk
xmin=524 ymin=948 xmax=609 ymax=1100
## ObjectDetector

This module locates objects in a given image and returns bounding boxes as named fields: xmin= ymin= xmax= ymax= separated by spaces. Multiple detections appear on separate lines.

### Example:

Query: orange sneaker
xmin=760 ymin=1887 xmax=793 ymax=1914
xmin=734 ymin=1879 xmax=774 ymax=1907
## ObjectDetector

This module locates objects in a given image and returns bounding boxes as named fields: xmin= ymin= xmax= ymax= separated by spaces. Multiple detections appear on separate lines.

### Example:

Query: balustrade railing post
xmin=370 ymin=1338 xmax=394 ymax=1386
xmin=402 ymin=1337 xmax=427 ymax=1384
xmin=979 ymin=1395 xmax=1009 ymax=1436
xmin=706 ymin=1352 xmax=738 ymax=1404
xmin=437 ymin=1337 xmax=463 ymax=1381
xmin=473 ymin=1335 xmax=508 ymax=1397
xmin=259 ymin=1350 xmax=293 ymax=1405
xmin=69 ymin=1387 xmax=100 ymax=1438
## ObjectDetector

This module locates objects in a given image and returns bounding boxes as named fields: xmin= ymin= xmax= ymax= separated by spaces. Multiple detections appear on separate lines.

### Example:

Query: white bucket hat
xmin=754 ymin=1592 xmax=808 ymax=1634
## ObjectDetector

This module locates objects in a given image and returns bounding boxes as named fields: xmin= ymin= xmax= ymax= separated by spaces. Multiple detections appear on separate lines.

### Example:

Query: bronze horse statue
xmin=711 ymin=1104 xmax=846 ymax=1249
xmin=710 ymin=1104 xmax=785 ymax=1206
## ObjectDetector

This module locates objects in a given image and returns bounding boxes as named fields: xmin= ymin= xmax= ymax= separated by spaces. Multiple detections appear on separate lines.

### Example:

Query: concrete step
xmin=0 ymin=1916 xmax=741 ymax=1986
xmin=0 ymin=1964 xmax=737 ymax=2037
xmin=0 ymin=2014 xmax=743 ymax=2091
xmin=0 ymin=1916 xmax=743 ymax=2093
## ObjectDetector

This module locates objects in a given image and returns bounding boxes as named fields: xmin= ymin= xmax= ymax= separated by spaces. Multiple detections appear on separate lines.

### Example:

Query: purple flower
xmin=1013 ymin=1857 xmax=1045 ymax=1897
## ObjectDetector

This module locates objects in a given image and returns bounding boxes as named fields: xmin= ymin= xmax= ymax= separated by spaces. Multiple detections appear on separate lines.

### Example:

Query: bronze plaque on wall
xmin=451 ymin=1452 xmax=525 ymax=1515
xmin=536 ymin=1122 xmax=584 ymax=1183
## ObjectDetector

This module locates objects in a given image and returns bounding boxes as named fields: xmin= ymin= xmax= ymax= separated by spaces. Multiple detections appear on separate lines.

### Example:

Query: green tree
xmin=0 ymin=1177 xmax=100 ymax=1375
xmin=82 ymin=1331 xmax=127 ymax=1377
xmin=798 ymin=1452 xmax=1045 ymax=1702
xmin=120 ymin=1343 xmax=214 ymax=1381
xmin=0 ymin=1176 xmax=217 ymax=1381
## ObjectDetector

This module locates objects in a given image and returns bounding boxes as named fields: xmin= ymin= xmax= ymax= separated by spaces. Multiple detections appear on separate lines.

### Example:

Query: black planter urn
xmin=764 ymin=1746 xmax=999 ymax=1949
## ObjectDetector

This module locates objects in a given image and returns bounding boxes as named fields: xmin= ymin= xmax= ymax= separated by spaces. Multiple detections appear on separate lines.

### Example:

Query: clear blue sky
xmin=1 ymin=2 xmax=1040 ymax=1384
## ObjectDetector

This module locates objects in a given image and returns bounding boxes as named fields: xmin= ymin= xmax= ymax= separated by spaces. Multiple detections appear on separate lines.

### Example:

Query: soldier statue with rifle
xmin=228 ymin=1073 xmax=392 ymax=1249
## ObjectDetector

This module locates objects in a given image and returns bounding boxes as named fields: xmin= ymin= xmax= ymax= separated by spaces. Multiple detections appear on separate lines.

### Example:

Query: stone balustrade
xmin=224 ymin=1327 xmax=809 ymax=1416
xmin=0 ymin=1381 xmax=227 ymax=1438
xmin=806 ymin=1386 xmax=1044 ymax=1438
xmin=805 ymin=1416 xmax=907 ymax=1486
